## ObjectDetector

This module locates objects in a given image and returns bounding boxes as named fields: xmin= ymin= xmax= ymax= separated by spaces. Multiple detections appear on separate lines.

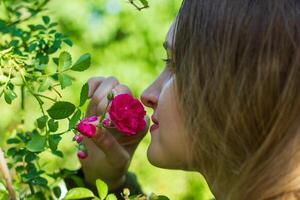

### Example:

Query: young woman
xmin=77 ymin=0 xmax=300 ymax=199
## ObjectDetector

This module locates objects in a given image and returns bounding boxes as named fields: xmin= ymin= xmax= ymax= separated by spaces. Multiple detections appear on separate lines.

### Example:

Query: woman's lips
xmin=150 ymin=124 xmax=159 ymax=133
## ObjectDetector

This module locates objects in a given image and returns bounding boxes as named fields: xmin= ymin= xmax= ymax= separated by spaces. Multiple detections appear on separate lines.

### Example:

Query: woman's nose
xmin=140 ymin=87 xmax=159 ymax=109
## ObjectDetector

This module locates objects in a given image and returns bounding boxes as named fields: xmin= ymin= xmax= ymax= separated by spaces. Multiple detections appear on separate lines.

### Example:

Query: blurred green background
xmin=0 ymin=0 xmax=213 ymax=199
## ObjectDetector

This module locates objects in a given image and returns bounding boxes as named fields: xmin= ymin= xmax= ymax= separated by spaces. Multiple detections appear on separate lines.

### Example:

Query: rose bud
xmin=73 ymin=134 xmax=83 ymax=143
xmin=77 ymin=150 xmax=88 ymax=159
xmin=102 ymin=118 xmax=111 ymax=127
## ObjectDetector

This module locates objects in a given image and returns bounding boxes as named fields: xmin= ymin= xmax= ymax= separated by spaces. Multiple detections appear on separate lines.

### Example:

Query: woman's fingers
xmin=113 ymin=84 xmax=133 ymax=96
xmin=87 ymin=77 xmax=105 ymax=98
xmin=92 ymin=129 xmax=130 ymax=168
xmin=91 ymin=76 xmax=119 ymax=105
xmin=86 ymin=76 xmax=119 ymax=117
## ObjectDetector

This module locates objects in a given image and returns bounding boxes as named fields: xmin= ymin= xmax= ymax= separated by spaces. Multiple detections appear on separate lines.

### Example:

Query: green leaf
xmin=25 ymin=153 xmax=37 ymax=162
xmin=63 ymin=39 xmax=73 ymax=47
xmin=53 ymin=57 xmax=59 ymax=66
xmin=28 ymin=43 xmax=37 ymax=52
xmin=48 ymin=119 xmax=58 ymax=132
xmin=26 ymin=132 xmax=46 ymax=152
xmin=42 ymin=16 xmax=50 ymax=25
xmin=38 ymin=78 xmax=51 ymax=92
xmin=64 ymin=187 xmax=94 ymax=199
xmin=48 ymin=134 xmax=62 ymax=151
xmin=6 ymin=138 xmax=20 ymax=144
xmin=149 ymin=194 xmax=170 ymax=200
xmin=139 ymin=0 xmax=149 ymax=6
xmin=80 ymin=83 xmax=89 ymax=106
xmin=59 ymin=51 xmax=72 ymax=70
xmin=96 ymin=179 xmax=108 ymax=200
xmin=52 ymin=150 xmax=63 ymax=158
xmin=59 ymin=74 xmax=72 ymax=89
xmin=4 ymin=89 xmax=17 ymax=104
xmin=47 ymin=101 xmax=76 ymax=119
xmin=156 ymin=195 xmax=170 ymax=200
xmin=15 ymin=165 xmax=25 ymax=173
xmin=36 ymin=115 xmax=48 ymax=129
xmin=6 ymin=147 xmax=17 ymax=156
xmin=69 ymin=109 xmax=81 ymax=130
xmin=35 ymin=63 xmax=47 ymax=70
xmin=71 ymin=53 xmax=91 ymax=71
xmin=49 ymin=22 xmax=58 ymax=28
xmin=32 ymin=176 xmax=48 ymax=187
xmin=48 ymin=40 xmax=61 ymax=54
xmin=35 ymin=24 xmax=46 ymax=30
xmin=53 ymin=186 xmax=61 ymax=198
xmin=105 ymin=194 xmax=117 ymax=200
xmin=17 ymin=132 xmax=29 ymax=143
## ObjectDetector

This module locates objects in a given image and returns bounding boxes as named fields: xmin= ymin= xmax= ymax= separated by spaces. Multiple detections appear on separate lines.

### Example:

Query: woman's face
xmin=140 ymin=22 xmax=191 ymax=170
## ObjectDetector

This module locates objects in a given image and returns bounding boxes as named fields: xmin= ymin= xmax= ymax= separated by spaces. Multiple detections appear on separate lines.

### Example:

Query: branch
xmin=8 ymin=0 xmax=50 ymax=26
xmin=0 ymin=148 xmax=16 ymax=200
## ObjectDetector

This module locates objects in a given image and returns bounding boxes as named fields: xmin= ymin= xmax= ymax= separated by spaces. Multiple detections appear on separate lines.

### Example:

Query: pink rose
xmin=109 ymin=94 xmax=146 ymax=136
xmin=76 ymin=116 xmax=98 ymax=138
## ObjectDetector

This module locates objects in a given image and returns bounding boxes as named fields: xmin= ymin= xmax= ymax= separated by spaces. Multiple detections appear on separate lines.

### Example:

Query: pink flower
xmin=77 ymin=150 xmax=88 ymax=159
xmin=73 ymin=134 xmax=83 ymax=143
xmin=76 ymin=116 xmax=98 ymax=138
xmin=109 ymin=94 xmax=146 ymax=136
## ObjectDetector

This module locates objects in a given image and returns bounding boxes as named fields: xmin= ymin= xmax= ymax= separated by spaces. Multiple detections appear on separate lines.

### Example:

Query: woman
xmin=77 ymin=0 xmax=300 ymax=199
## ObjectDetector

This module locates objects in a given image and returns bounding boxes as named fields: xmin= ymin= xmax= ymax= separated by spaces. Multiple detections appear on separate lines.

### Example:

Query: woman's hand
xmin=79 ymin=76 xmax=149 ymax=190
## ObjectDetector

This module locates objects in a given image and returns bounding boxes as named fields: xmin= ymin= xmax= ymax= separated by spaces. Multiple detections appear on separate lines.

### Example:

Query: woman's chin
xmin=146 ymin=144 xmax=164 ymax=168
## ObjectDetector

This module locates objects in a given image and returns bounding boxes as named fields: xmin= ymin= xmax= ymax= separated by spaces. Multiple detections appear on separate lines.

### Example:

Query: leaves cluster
xmin=0 ymin=0 xmax=168 ymax=200
xmin=0 ymin=0 xmax=92 ymax=198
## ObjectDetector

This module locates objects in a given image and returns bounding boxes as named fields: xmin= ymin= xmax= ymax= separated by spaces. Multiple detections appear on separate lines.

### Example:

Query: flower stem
xmin=34 ymin=93 xmax=57 ymax=103
xmin=21 ymin=85 xmax=25 ymax=124
xmin=20 ymin=71 xmax=46 ymax=115
xmin=98 ymin=100 xmax=110 ymax=128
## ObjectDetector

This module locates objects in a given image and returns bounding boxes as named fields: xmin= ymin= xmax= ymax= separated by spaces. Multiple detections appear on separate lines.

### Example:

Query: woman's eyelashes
xmin=162 ymin=57 xmax=172 ymax=65
xmin=162 ymin=57 xmax=175 ymax=73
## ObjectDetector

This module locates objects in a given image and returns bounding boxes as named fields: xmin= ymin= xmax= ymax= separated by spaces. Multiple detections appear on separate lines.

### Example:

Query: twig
xmin=0 ymin=148 xmax=16 ymax=200
xmin=8 ymin=0 xmax=50 ymax=26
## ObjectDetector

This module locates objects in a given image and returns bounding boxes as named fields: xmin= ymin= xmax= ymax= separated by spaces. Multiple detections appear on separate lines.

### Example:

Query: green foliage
xmin=64 ymin=179 xmax=166 ymax=200
xmin=71 ymin=53 xmax=91 ymax=71
xmin=26 ymin=131 xmax=47 ymax=152
xmin=80 ymin=82 xmax=89 ymax=106
xmin=69 ymin=109 xmax=82 ymax=130
xmin=96 ymin=179 xmax=108 ymax=200
xmin=64 ymin=187 xmax=95 ymax=199
xmin=47 ymin=101 xmax=76 ymax=119
xmin=0 ymin=0 xmax=94 ymax=198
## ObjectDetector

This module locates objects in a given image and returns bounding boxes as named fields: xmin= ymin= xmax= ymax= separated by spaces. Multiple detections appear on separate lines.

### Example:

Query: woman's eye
xmin=162 ymin=57 xmax=175 ymax=73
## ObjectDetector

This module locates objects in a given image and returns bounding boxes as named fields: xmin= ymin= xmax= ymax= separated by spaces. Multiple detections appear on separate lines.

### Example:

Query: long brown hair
xmin=173 ymin=0 xmax=300 ymax=199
